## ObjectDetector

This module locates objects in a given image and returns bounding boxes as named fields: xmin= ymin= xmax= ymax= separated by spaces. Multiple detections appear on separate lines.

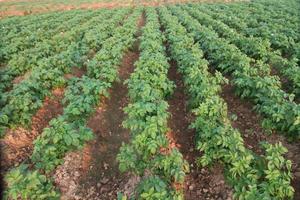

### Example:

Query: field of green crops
xmin=0 ymin=0 xmax=300 ymax=199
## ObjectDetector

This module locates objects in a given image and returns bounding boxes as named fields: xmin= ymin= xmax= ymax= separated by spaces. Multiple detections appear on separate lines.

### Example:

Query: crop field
xmin=0 ymin=0 xmax=300 ymax=199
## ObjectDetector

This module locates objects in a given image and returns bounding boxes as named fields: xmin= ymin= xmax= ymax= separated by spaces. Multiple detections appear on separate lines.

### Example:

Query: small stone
xmin=101 ymin=177 xmax=109 ymax=184
xmin=196 ymin=190 xmax=202 ymax=195
xmin=104 ymin=163 xmax=109 ymax=170
xmin=74 ymin=171 xmax=80 ymax=177
xmin=97 ymin=183 xmax=102 ymax=188
xmin=189 ymin=184 xmax=195 ymax=190
xmin=203 ymin=188 xmax=208 ymax=193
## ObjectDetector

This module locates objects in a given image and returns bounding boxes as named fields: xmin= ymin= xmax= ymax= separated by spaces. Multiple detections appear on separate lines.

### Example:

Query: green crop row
xmin=117 ymin=7 xmax=188 ymax=200
xmin=4 ymin=8 xmax=141 ymax=200
xmin=159 ymin=6 xmax=294 ymax=199
xmin=170 ymin=6 xmax=300 ymax=139
xmin=200 ymin=1 xmax=300 ymax=62
xmin=0 ymin=10 xmax=99 ymax=95
xmin=0 ymin=10 xmax=95 ymax=62
xmin=184 ymin=4 xmax=300 ymax=98
xmin=0 ymin=8 xmax=130 ymax=136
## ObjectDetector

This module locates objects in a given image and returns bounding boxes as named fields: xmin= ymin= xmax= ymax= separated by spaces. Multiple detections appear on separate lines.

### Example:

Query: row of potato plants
xmin=221 ymin=1 xmax=300 ymax=38
xmin=0 ymin=10 xmax=99 ymax=95
xmin=198 ymin=2 xmax=300 ymax=69
xmin=117 ymin=7 xmax=188 ymax=199
xmin=31 ymin=8 xmax=139 ymax=173
xmin=258 ymin=0 xmax=300 ymax=17
xmin=170 ymin=6 xmax=300 ymax=139
xmin=183 ymin=5 xmax=300 ymax=98
xmin=249 ymin=0 xmax=300 ymax=66
xmin=0 ymin=11 xmax=56 ymax=30
xmin=0 ymin=9 xmax=94 ymax=62
xmin=159 ymin=6 xmax=294 ymax=199
xmin=0 ymin=11 xmax=64 ymax=44
xmin=200 ymin=3 xmax=300 ymax=66
xmin=202 ymin=1 xmax=299 ymax=60
xmin=211 ymin=2 xmax=299 ymax=45
xmin=4 ymin=9 xmax=141 ymax=200
xmin=231 ymin=0 xmax=300 ymax=40
xmin=2 ymin=9 xmax=96 ymax=65
xmin=0 ymin=9 xmax=129 ymax=136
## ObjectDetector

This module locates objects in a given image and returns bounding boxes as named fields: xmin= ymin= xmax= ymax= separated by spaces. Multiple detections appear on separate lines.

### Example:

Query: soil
xmin=0 ymin=0 xmax=238 ymax=18
xmin=12 ymin=70 xmax=31 ymax=85
xmin=167 ymin=58 xmax=233 ymax=200
xmin=221 ymin=81 xmax=300 ymax=199
xmin=64 ymin=66 xmax=86 ymax=80
xmin=54 ymin=14 xmax=144 ymax=200
xmin=0 ymin=65 xmax=88 ymax=196
xmin=0 ymin=87 xmax=64 ymax=173
xmin=221 ymin=83 xmax=266 ymax=154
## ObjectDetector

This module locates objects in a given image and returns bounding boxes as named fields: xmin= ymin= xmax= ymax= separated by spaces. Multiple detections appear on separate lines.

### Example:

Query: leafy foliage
xmin=117 ymin=8 xmax=188 ymax=199
xmin=4 ymin=165 xmax=59 ymax=200
xmin=4 ymin=8 xmax=141 ymax=199
xmin=0 ymin=8 xmax=129 ymax=136
xmin=159 ymin=6 xmax=294 ymax=199
xmin=191 ymin=4 xmax=300 ymax=97
xmin=136 ymin=176 xmax=172 ymax=200
xmin=63 ymin=76 xmax=109 ymax=121
xmin=31 ymin=117 xmax=93 ymax=172
xmin=172 ymin=5 xmax=300 ymax=139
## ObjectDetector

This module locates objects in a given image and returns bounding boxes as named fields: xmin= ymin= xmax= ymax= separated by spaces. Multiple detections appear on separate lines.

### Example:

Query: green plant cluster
xmin=4 ymin=8 xmax=141 ymax=200
xmin=31 ymin=5 xmax=139 ymax=180
xmin=0 ymin=9 xmax=130 ymax=136
xmin=186 ymin=5 xmax=300 ymax=97
xmin=170 ymin=6 xmax=300 ymax=139
xmin=159 ymin=6 xmax=294 ymax=199
xmin=117 ymin=7 xmax=188 ymax=200
xmin=0 ymin=10 xmax=94 ymax=62
xmin=31 ymin=117 xmax=94 ymax=172
xmin=204 ymin=0 xmax=300 ymax=65
xmin=4 ymin=165 xmax=59 ymax=200
xmin=202 ymin=0 xmax=300 ymax=57
xmin=0 ymin=12 xmax=98 ymax=94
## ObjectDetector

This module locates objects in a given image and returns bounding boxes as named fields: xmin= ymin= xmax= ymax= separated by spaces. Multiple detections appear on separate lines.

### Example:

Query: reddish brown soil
xmin=79 ymin=15 xmax=144 ymax=200
xmin=12 ymin=71 xmax=31 ymax=85
xmin=0 ymin=87 xmax=64 ymax=172
xmin=221 ymin=82 xmax=300 ymax=199
xmin=221 ymin=83 xmax=266 ymax=154
xmin=0 ymin=0 xmax=238 ymax=18
xmin=64 ymin=66 xmax=86 ymax=79
xmin=167 ymin=59 xmax=233 ymax=200
xmin=54 ymin=15 xmax=144 ymax=200
xmin=0 ymin=2 xmax=125 ymax=17
xmin=76 ymin=50 xmax=139 ymax=199
xmin=0 ymin=10 xmax=24 ymax=17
